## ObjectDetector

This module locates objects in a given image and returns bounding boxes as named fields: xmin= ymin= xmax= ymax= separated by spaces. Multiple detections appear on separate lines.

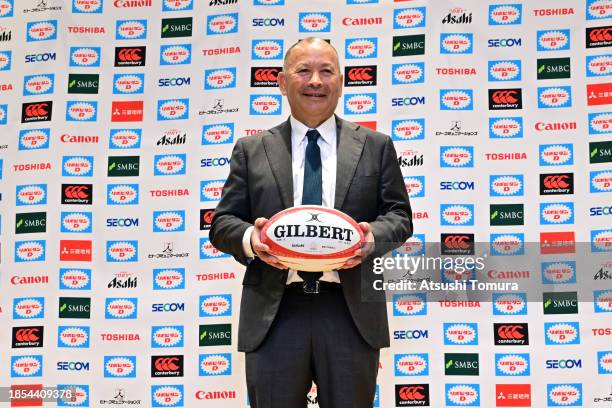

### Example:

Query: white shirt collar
xmin=290 ymin=115 xmax=336 ymax=146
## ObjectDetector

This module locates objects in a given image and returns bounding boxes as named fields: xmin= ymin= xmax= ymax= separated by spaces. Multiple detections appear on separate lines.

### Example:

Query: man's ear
xmin=277 ymin=71 xmax=287 ymax=96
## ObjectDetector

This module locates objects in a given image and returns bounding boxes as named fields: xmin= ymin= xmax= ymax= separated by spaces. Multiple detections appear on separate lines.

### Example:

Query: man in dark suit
xmin=210 ymin=37 xmax=412 ymax=408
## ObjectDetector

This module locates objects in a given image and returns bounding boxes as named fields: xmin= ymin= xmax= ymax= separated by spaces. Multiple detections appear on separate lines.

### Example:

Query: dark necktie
xmin=299 ymin=129 xmax=323 ymax=283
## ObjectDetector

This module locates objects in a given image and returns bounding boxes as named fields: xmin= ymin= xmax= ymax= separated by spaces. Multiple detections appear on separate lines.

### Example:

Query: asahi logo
xmin=0 ymin=27 xmax=11 ymax=42
xmin=398 ymin=149 xmax=424 ymax=168
xmin=157 ymin=129 xmax=186 ymax=146
xmin=442 ymin=7 xmax=472 ymax=24
xmin=108 ymin=272 xmax=137 ymax=289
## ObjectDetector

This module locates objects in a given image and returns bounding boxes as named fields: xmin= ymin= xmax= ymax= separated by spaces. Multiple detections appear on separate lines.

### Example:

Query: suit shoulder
xmin=360 ymin=126 xmax=392 ymax=145
xmin=339 ymin=117 xmax=391 ymax=144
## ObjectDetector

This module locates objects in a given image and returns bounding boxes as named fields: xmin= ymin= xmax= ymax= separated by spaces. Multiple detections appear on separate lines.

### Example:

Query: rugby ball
xmin=261 ymin=205 xmax=364 ymax=271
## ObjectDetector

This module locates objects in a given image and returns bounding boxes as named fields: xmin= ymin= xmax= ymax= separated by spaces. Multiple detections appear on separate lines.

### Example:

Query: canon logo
xmin=535 ymin=122 xmax=577 ymax=131
xmin=11 ymin=275 xmax=49 ymax=285
xmin=195 ymin=390 xmax=237 ymax=400
xmin=60 ymin=134 xmax=100 ymax=144
xmin=342 ymin=17 xmax=383 ymax=26
xmin=114 ymin=0 xmax=152 ymax=7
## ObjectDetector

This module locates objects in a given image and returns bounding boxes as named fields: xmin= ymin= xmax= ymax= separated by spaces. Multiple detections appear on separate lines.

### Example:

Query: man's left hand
xmin=338 ymin=222 xmax=374 ymax=269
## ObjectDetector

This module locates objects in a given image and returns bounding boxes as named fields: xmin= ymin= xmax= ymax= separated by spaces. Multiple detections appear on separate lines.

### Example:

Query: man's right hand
xmin=251 ymin=217 xmax=288 ymax=270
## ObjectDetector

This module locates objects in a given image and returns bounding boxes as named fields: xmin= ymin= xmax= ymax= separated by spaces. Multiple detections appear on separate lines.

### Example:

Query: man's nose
xmin=308 ymin=71 xmax=323 ymax=86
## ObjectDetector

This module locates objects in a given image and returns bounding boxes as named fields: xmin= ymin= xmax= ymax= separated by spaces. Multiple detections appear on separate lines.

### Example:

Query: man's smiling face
xmin=278 ymin=39 xmax=343 ymax=129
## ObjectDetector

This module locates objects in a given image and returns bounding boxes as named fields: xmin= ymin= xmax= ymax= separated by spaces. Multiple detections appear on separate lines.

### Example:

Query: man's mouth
xmin=303 ymin=92 xmax=326 ymax=97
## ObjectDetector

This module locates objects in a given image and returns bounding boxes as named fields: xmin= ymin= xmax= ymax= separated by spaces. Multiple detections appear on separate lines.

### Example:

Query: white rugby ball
xmin=261 ymin=205 xmax=364 ymax=271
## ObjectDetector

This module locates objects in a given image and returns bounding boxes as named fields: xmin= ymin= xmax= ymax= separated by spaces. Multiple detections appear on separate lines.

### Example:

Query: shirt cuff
xmin=242 ymin=226 xmax=255 ymax=258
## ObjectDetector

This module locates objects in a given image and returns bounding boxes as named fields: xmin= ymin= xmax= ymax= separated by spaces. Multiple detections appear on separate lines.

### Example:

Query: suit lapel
xmin=334 ymin=117 xmax=366 ymax=210
xmin=263 ymin=119 xmax=294 ymax=209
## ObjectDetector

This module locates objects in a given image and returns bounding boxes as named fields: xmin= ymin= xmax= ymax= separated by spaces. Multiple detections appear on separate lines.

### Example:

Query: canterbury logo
xmin=154 ymin=357 xmax=180 ymax=371
xmin=348 ymin=67 xmax=374 ymax=81
xmin=543 ymin=175 xmax=570 ymax=189
xmin=25 ymin=103 xmax=49 ymax=117
xmin=202 ymin=210 xmax=215 ymax=224
xmin=497 ymin=325 xmax=525 ymax=339
xmin=118 ymin=48 xmax=142 ymax=62
xmin=398 ymin=386 xmax=426 ymax=400
xmin=444 ymin=235 xmax=471 ymax=249
xmin=15 ymin=328 xmax=40 ymax=342
xmin=254 ymin=69 xmax=279 ymax=82
xmin=589 ymin=28 xmax=612 ymax=42
xmin=64 ymin=185 xmax=89 ymax=199
xmin=492 ymin=90 xmax=519 ymax=104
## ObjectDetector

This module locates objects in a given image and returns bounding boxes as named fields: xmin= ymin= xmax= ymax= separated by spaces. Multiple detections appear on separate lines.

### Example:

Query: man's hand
xmin=338 ymin=222 xmax=374 ymax=270
xmin=250 ymin=217 xmax=288 ymax=270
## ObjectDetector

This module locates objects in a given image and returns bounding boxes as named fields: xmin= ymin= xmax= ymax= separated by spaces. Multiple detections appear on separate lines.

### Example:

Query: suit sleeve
xmin=369 ymin=135 xmax=413 ymax=257
xmin=209 ymin=138 xmax=253 ymax=266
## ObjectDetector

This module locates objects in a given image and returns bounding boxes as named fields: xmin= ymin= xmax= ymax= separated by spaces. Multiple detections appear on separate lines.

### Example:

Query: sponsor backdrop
xmin=0 ymin=0 xmax=611 ymax=407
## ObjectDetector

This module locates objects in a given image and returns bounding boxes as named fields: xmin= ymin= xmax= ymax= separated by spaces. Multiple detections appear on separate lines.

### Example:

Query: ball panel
xmin=261 ymin=206 xmax=364 ymax=268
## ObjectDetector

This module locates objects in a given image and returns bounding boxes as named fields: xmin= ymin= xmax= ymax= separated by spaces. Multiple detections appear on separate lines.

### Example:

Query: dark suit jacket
xmin=210 ymin=116 xmax=412 ymax=352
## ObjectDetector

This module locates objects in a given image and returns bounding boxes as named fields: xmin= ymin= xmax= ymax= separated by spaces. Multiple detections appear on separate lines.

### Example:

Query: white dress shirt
xmin=242 ymin=115 xmax=341 ymax=284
